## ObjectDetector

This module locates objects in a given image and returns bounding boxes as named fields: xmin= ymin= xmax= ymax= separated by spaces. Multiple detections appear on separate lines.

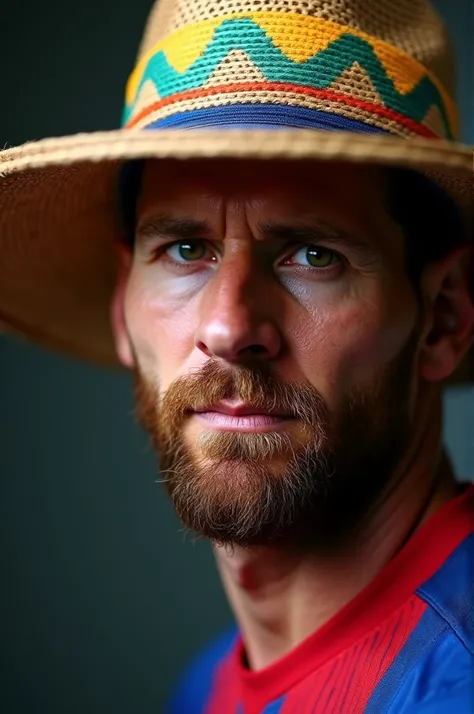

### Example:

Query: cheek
xmin=289 ymin=290 xmax=417 ymax=402
xmin=336 ymin=307 xmax=414 ymax=384
xmin=124 ymin=270 xmax=197 ymax=386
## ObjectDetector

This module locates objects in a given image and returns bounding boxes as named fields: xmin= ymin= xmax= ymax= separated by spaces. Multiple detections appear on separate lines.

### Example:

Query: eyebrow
xmin=136 ymin=214 xmax=210 ymax=243
xmin=135 ymin=213 xmax=377 ymax=258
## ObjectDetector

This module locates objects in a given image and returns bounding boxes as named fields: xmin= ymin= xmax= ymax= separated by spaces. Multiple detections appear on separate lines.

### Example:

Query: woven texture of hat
xmin=123 ymin=0 xmax=457 ymax=141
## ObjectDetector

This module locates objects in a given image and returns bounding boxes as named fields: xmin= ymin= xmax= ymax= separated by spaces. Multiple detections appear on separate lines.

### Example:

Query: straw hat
xmin=0 ymin=0 xmax=472 ymax=381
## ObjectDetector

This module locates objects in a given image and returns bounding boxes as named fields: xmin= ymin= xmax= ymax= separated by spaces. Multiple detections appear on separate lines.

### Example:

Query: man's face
xmin=115 ymin=159 xmax=421 ymax=550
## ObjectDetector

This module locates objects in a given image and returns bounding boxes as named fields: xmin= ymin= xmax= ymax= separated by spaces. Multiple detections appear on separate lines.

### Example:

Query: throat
xmin=214 ymin=544 xmax=363 ymax=670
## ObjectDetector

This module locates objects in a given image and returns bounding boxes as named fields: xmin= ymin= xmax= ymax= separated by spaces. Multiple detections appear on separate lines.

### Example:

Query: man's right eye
xmin=165 ymin=240 xmax=208 ymax=263
xmin=149 ymin=239 xmax=216 ymax=267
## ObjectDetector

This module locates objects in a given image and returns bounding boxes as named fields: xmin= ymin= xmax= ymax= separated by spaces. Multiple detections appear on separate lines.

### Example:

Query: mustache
xmin=163 ymin=361 xmax=327 ymax=423
xmin=134 ymin=360 xmax=330 ymax=444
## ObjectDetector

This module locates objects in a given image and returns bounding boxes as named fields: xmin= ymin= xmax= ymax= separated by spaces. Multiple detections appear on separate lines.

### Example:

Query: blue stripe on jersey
xmin=165 ymin=625 xmax=238 ymax=714
xmin=262 ymin=694 xmax=287 ymax=713
xmin=365 ymin=534 xmax=474 ymax=713
xmin=417 ymin=532 xmax=473 ymax=654
xmin=370 ymin=625 xmax=473 ymax=713
xmin=363 ymin=606 xmax=450 ymax=713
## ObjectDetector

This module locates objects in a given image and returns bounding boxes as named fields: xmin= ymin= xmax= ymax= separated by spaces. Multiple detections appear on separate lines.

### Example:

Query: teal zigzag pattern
xmin=122 ymin=18 xmax=453 ymax=138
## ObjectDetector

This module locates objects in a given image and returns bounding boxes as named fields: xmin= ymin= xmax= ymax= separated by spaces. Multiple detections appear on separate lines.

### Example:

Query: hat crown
xmin=123 ymin=0 xmax=458 ymax=140
xmin=139 ymin=0 xmax=454 ymax=90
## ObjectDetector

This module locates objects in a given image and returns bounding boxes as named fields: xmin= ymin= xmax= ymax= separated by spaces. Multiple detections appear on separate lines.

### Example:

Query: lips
xmin=191 ymin=402 xmax=295 ymax=433
xmin=192 ymin=402 xmax=292 ymax=418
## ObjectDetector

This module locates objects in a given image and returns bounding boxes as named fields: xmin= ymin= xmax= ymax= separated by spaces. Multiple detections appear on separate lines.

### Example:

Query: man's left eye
xmin=288 ymin=246 xmax=341 ymax=268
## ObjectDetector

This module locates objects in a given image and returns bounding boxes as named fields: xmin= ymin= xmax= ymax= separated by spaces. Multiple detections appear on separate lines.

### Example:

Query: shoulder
xmin=416 ymin=531 xmax=473 ymax=655
xmin=164 ymin=625 xmax=239 ymax=714
xmin=366 ymin=532 xmax=473 ymax=714
xmin=386 ymin=627 xmax=474 ymax=713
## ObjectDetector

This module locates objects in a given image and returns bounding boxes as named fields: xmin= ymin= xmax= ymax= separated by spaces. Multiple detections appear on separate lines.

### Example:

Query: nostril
xmin=243 ymin=345 xmax=266 ymax=356
xmin=195 ymin=340 xmax=212 ymax=357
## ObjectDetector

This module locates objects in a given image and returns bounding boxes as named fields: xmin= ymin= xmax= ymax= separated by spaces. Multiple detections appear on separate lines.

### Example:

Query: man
xmin=0 ymin=0 xmax=472 ymax=712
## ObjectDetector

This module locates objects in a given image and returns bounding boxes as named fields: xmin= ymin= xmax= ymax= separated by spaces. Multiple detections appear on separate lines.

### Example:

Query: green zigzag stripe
xmin=123 ymin=18 xmax=452 ymax=138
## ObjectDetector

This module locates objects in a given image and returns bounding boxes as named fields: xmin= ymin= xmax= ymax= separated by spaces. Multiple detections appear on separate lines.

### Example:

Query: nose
xmin=195 ymin=254 xmax=282 ymax=364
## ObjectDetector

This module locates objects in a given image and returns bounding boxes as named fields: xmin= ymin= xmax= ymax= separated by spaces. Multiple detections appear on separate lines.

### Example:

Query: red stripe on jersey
xmin=280 ymin=594 xmax=427 ymax=714
xmin=205 ymin=654 xmax=241 ymax=714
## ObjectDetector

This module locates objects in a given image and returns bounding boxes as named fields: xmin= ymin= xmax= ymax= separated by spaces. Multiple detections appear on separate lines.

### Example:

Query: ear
xmin=418 ymin=246 xmax=473 ymax=382
xmin=110 ymin=241 xmax=135 ymax=368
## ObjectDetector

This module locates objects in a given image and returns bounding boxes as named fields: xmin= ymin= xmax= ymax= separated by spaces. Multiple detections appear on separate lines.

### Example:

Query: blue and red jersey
xmin=168 ymin=485 xmax=474 ymax=713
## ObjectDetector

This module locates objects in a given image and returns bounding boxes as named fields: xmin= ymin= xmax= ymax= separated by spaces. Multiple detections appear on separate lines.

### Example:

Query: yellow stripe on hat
xmin=251 ymin=13 xmax=346 ymax=62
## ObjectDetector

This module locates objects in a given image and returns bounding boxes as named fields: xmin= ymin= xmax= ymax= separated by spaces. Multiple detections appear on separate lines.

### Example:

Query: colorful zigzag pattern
xmin=122 ymin=13 xmax=456 ymax=139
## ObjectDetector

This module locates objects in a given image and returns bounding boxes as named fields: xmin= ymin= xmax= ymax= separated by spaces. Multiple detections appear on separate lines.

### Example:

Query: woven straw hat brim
xmin=0 ymin=128 xmax=472 ymax=382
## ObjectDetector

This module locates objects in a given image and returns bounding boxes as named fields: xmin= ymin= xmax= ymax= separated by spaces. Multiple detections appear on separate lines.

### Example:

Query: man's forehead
xmin=138 ymin=158 xmax=389 ymax=208
xmin=135 ymin=158 xmax=400 ymax=257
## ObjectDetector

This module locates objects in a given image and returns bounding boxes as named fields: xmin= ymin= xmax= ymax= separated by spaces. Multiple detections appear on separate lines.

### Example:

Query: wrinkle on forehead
xmin=137 ymin=158 xmax=398 ymax=254
xmin=139 ymin=158 xmax=389 ymax=205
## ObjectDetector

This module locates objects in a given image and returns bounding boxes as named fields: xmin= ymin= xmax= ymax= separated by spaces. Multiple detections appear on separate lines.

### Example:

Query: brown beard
xmin=133 ymin=328 xmax=419 ymax=551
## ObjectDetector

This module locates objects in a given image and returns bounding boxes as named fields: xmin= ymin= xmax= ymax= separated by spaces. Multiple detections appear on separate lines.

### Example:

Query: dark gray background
xmin=1 ymin=1 xmax=473 ymax=712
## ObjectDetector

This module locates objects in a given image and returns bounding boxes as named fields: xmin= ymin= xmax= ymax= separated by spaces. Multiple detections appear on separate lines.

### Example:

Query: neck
xmin=213 ymin=392 xmax=459 ymax=671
